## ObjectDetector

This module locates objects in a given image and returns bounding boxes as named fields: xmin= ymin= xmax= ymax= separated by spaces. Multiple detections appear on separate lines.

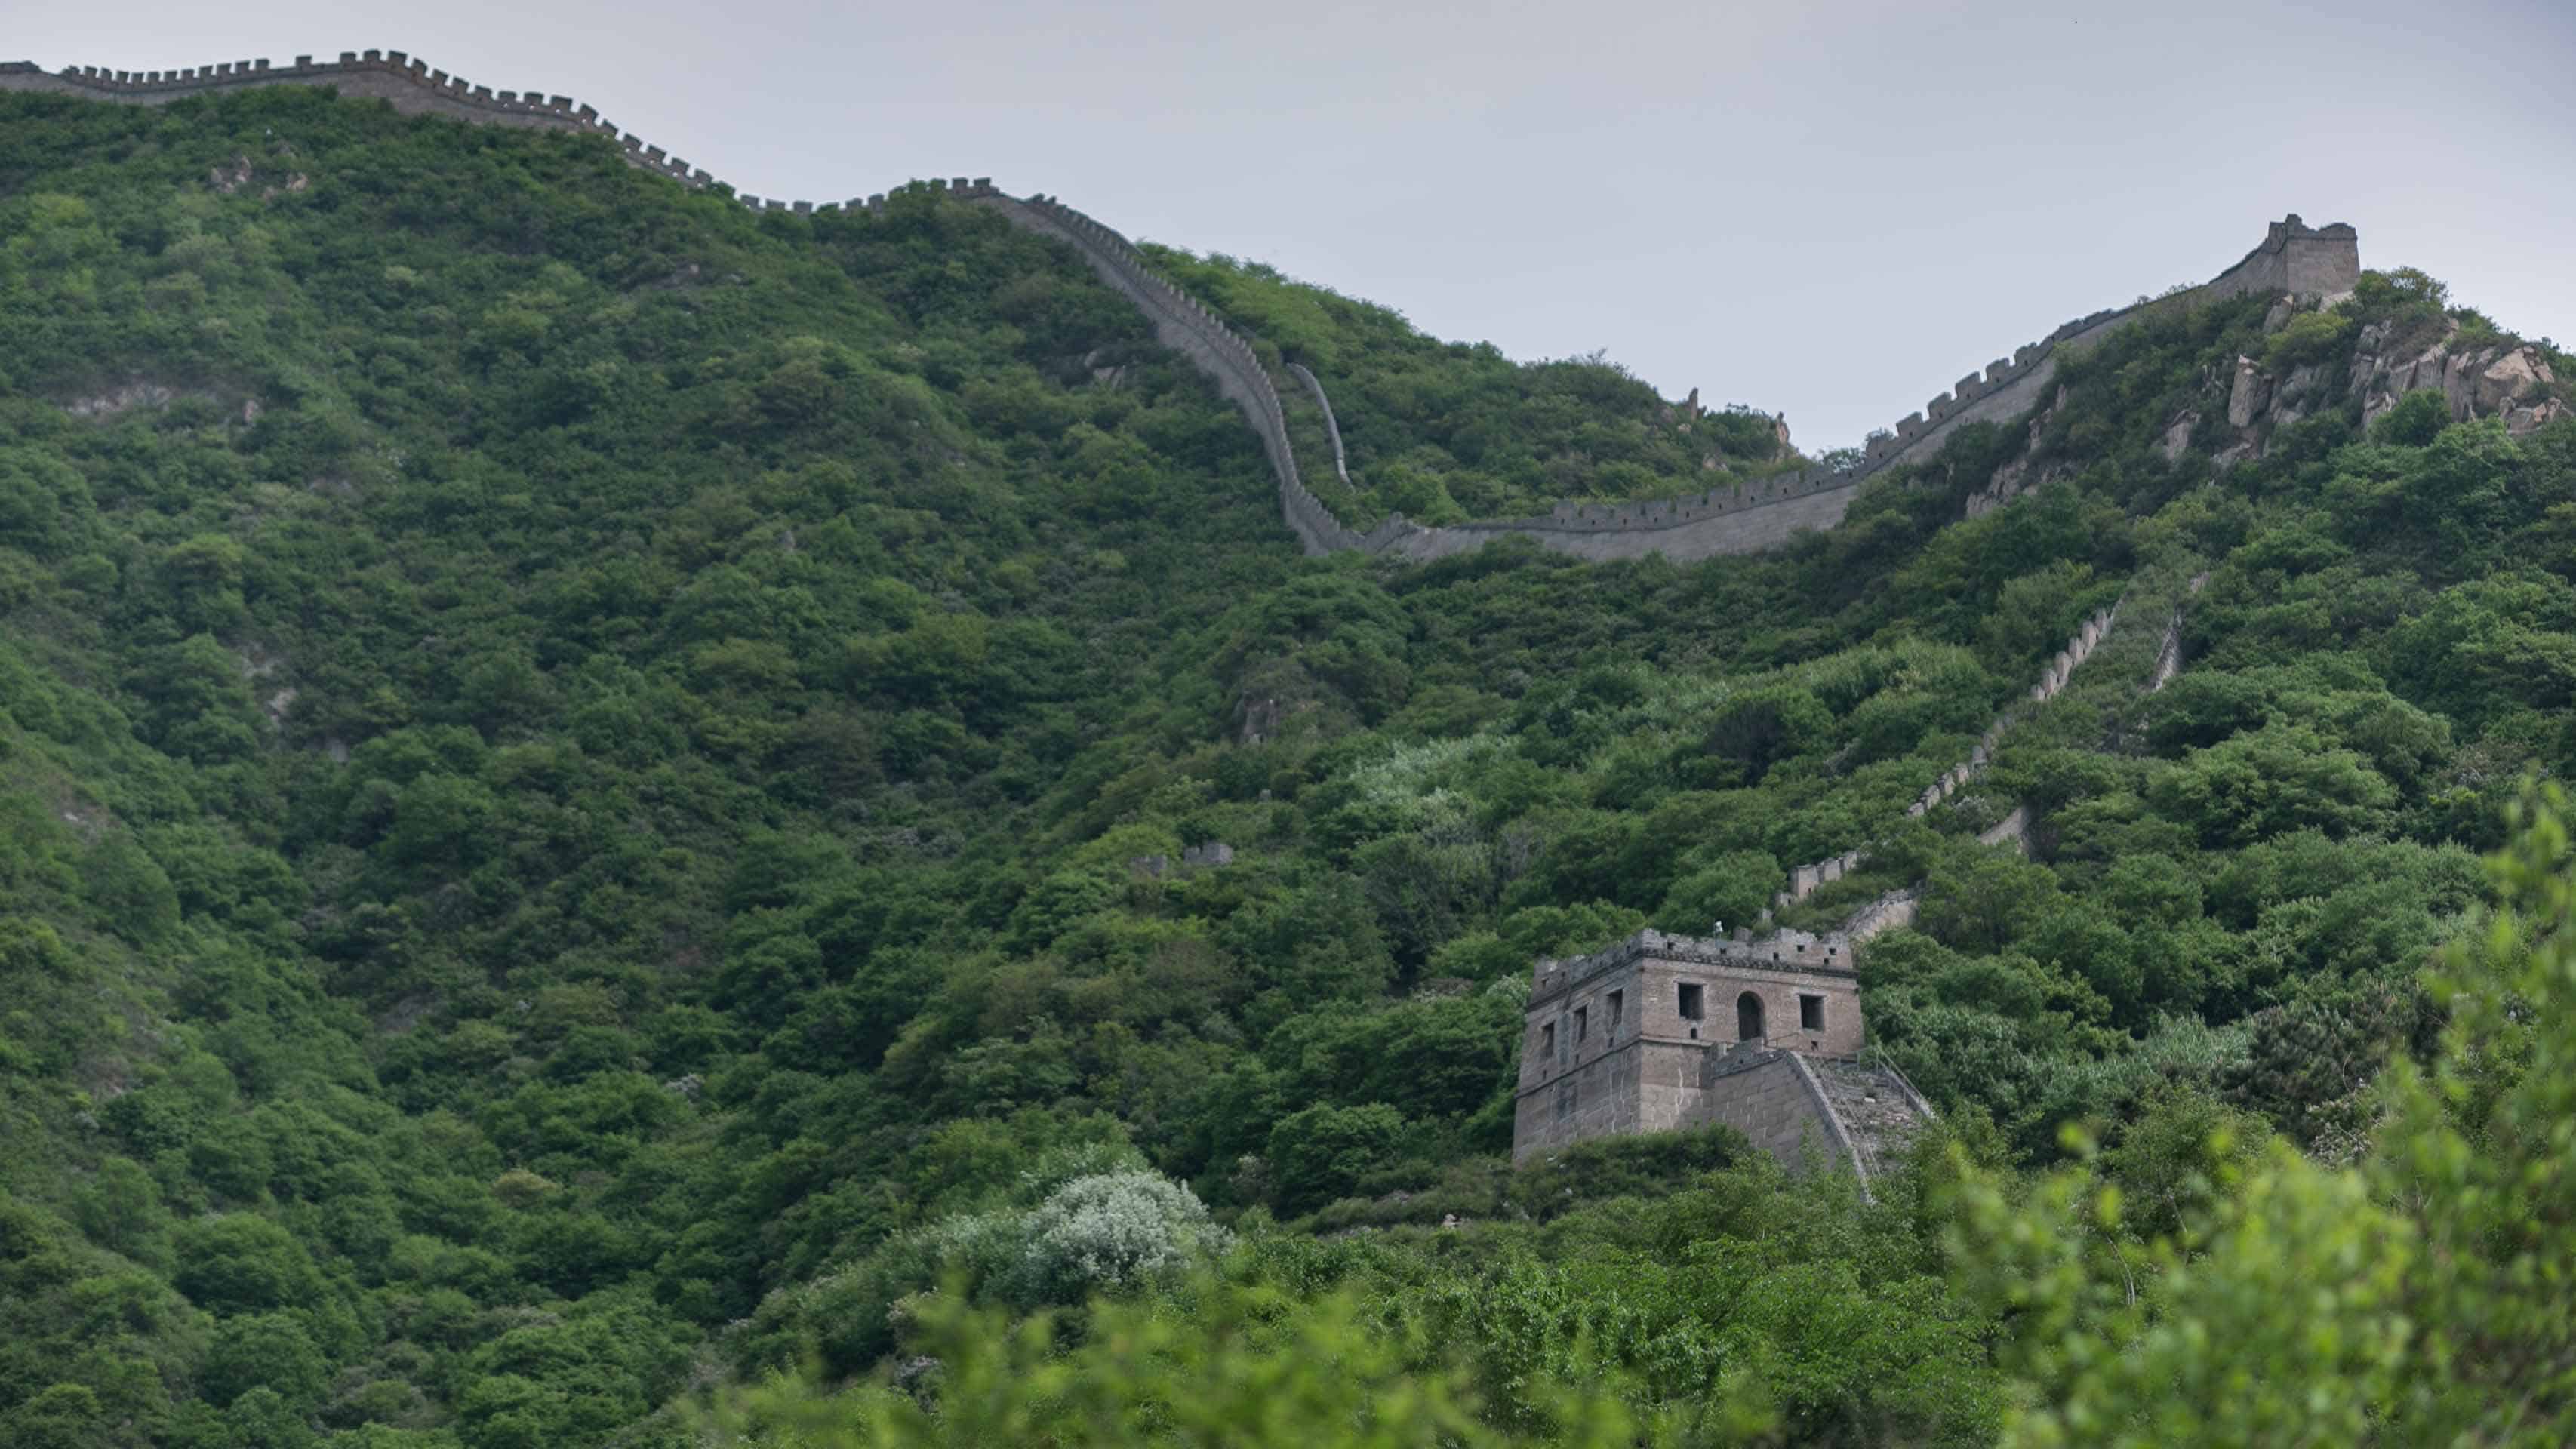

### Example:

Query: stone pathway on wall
xmin=1769 ymin=602 xmax=2120 ymax=917
xmin=11 ymin=55 xmax=2359 ymax=568
xmin=1807 ymin=1057 xmax=1937 ymax=1185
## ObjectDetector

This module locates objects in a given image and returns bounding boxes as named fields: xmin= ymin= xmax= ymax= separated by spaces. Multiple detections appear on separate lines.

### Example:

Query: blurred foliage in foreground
xmin=716 ymin=786 xmax=2575 ymax=1447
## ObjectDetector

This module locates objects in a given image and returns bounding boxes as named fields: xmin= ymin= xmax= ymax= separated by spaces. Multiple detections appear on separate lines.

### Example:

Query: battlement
xmin=1528 ymin=925 xmax=1856 ymax=1007
xmin=0 ymin=49 xmax=999 ymax=214
xmin=1765 ymin=605 xmax=2117 ymax=913
xmin=1513 ymin=924 xmax=1930 ymax=1177
xmin=2201 ymin=212 xmax=2362 ymax=303
xmin=4 ymin=52 xmax=2357 ymax=567
xmin=1513 ymin=595 xmax=2134 ymax=1171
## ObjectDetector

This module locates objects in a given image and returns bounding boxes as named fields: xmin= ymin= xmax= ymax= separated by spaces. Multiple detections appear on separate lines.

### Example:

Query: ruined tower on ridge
xmin=1512 ymin=926 xmax=1934 ymax=1186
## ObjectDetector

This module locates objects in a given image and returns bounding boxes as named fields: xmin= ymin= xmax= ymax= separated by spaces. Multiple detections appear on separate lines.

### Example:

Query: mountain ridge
xmin=6 ymin=49 xmax=2362 ymax=561
xmin=3 ymin=60 xmax=2575 ymax=1448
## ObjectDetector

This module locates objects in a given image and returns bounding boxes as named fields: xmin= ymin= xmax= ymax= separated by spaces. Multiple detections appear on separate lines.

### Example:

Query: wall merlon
xmin=8 ymin=53 xmax=2345 ymax=567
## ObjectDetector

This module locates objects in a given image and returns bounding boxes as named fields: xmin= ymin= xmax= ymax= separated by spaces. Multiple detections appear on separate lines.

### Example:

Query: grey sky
xmin=19 ymin=0 xmax=2575 ymax=450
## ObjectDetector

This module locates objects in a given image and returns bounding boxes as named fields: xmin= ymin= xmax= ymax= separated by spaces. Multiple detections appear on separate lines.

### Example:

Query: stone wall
xmin=2199 ymin=214 xmax=2362 ymax=304
xmin=8 ymin=52 xmax=2359 ymax=564
xmin=1690 ymin=1051 xmax=1858 ymax=1174
xmin=989 ymin=206 xmax=2354 ymax=565
xmin=1768 ymin=604 xmax=2119 ymax=914
xmin=1287 ymin=362 xmax=1353 ymax=489
xmin=963 ymin=194 xmax=1379 ymax=557
xmin=0 ymin=51 xmax=993 ymax=214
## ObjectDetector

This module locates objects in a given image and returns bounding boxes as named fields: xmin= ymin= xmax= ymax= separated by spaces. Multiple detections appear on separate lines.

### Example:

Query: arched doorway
xmin=1736 ymin=991 xmax=1764 ymax=1042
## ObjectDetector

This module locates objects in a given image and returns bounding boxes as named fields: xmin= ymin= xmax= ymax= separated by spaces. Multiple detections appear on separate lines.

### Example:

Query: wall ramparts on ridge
xmin=8 ymin=51 xmax=2358 ymax=566
xmin=0 ymin=51 xmax=1000 ymax=214
xmin=1286 ymin=362 xmax=1353 ymax=489
xmin=1375 ymin=214 xmax=2356 ymax=564
xmin=962 ymin=192 xmax=1369 ymax=557
xmin=1763 ymin=602 xmax=2119 ymax=918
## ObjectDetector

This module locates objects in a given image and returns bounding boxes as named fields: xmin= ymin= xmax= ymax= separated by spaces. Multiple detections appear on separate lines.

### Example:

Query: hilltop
xmin=1 ymin=55 xmax=2574 ymax=1448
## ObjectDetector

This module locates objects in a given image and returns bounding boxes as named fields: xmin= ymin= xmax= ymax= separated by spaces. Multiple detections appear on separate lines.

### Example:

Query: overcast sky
xmin=18 ymin=0 xmax=2574 ymax=448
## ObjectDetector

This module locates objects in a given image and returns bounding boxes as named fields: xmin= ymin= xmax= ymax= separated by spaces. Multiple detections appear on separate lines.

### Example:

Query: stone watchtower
xmin=1512 ymin=927 xmax=1931 ymax=1185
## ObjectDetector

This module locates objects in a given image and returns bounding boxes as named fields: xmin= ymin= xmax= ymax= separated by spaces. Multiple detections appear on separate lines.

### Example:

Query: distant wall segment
xmin=0 ymin=51 xmax=990 ymax=212
xmin=5 ymin=51 xmax=2357 ymax=565
xmin=965 ymin=194 xmax=1371 ymax=557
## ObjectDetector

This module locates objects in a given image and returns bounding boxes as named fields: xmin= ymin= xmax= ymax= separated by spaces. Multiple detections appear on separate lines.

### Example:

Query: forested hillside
xmin=3 ymin=80 xmax=2575 ymax=1448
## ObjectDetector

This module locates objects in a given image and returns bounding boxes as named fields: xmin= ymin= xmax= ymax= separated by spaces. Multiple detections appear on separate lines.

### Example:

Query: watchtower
xmin=1512 ymin=926 xmax=1928 ymax=1181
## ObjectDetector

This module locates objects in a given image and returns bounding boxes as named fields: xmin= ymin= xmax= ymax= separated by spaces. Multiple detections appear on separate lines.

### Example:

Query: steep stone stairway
xmin=1807 ymin=1058 xmax=1936 ymax=1184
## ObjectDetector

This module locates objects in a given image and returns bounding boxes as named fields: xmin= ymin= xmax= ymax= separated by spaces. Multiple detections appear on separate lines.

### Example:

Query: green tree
xmin=1266 ymin=1103 xmax=1405 ymax=1216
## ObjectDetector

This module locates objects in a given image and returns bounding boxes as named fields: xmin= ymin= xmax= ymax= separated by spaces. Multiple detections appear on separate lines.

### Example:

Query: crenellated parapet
xmin=959 ymin=192 xmax=1380 ymax=557
xmin=0 ymin=50 xmax=1000 ymax=215
xmin=1766 ymin=604 xmax=2119 ymax=915
xmin=6 ymin=52 xmax=2357 ymax=566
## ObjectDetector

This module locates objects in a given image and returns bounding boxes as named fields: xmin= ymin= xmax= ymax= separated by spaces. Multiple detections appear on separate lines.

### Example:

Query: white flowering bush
xmin=995 ymin=1170 xmax=1229 ymax=1306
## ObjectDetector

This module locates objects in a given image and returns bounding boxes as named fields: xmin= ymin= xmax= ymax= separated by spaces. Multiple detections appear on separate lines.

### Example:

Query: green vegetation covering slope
xmin=3 ymin=80 xmax=2575 ymax=1448
xmin=1146 ymin=247 xmax=1800 ymax=526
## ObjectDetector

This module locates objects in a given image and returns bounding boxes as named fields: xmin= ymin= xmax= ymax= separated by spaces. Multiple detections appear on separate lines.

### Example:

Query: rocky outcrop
xmin=2354 ymin=325 xmax=2563 ymax=435
xmin=2141 ymin=311 xmax=2568 ymax=472
xmin=2227 ymin=356 xmax=2270 ymax=429
xmin=2159 ymin=412 xmax=2199 ymax=463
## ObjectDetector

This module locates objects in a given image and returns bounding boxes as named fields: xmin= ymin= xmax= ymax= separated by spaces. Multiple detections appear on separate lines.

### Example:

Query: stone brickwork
xmin=0 ymin=52 xmax=996 ymax=214
xmin=1691 ymin=1052 xmax=1856 ymax=1171
xmin=959 ymin=194 xmax=1398 ymax=558
xmin=1513 ymin=926 xmax=1896 ymax=1169
xmin=7 ymin=52 xmax=2360 ymax=565
xmin=2199 ymin=214 xmax=2362 ymax=303
xmin=1768 ymin=604 xmax=2118 ymax=913
xmin=1287 ymin=362 xmax=1353 ymax=490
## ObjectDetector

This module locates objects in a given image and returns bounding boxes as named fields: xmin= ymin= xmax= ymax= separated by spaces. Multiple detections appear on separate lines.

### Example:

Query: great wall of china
xmin=3 ymin=49 xmax=2361 ymax=567
xmin=11 ymin=49 xmax=2251 ymax=1177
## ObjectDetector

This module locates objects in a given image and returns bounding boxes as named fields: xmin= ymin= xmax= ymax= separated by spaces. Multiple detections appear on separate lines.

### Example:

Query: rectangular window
xmin=1541 ymin=1022 xmax=1556 ymax=1060
xmin=1678 ymin=983 xmax=1704 ymax=1020
xmin=1574 ymin=1006 xmax=1589 ymax=1044
xmin=1799 ymin=994 xmax=1825 ymax=1032
xmin=1607 ymin=989 xmax=1625 ymax=1036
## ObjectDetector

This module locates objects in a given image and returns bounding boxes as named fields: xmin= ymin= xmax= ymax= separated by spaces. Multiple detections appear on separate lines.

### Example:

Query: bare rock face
xmin=2442 ymin=350 xmax=2490 ymax=420
xmin=2507 ymin=398 xmax=2571 ymax=437
xmin=1236 ymin=694 xmax=1284 ymax=745
xmin=1967 ymin=455 xmax=2030 ymax=518
xmin=2160 ymin=412 xmax=2198 ymax=462
xmin=2342 ymin=315 xmax=2573 ymax=436
xmin=65 ymin=382 xmax=183 ymax=417
xmin=2479 ymin=347 xmax=2554 ymax=414
xmin=2227 ymin=357 xmax=2271 ymax=429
